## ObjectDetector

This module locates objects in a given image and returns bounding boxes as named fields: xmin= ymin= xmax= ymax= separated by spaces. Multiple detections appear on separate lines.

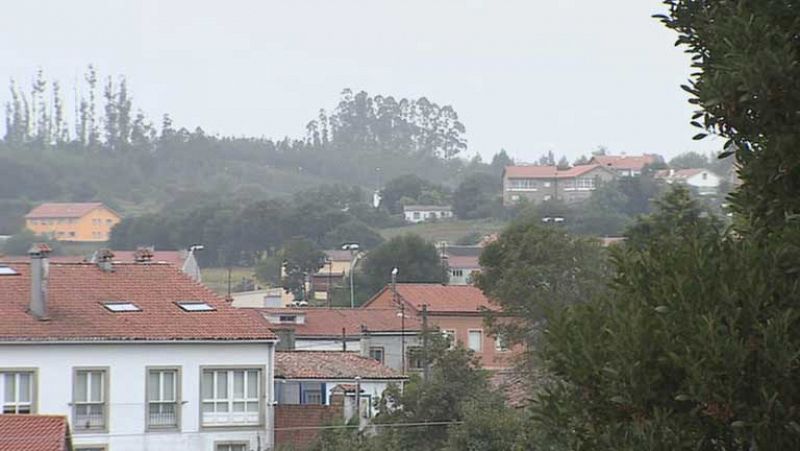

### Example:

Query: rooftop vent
xmin=133 ymin=246 xmax=154 ymax=263
xmin=176 ymin=301 xmax=215 ymax=312
xmin=103 ymin=302 xmax=141 ymax=312
xmin=96 ymin=249 xmax=115 ymax=272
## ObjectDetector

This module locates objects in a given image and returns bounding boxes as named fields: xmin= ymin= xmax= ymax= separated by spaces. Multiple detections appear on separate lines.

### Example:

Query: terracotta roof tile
xmin=446 ymin=255 xmax=481 ymax=269
xmin=589 ymin=155 xmax=658 ymax=171
xmin=0 ymin=415 xmax=71 ymax=451
xmin=259 ymin=308 xmax=421 ymax=337
xmin=25 ymin=202 xmax=108 ymax=219
xmin=362 ymin=283 xmax=497 ymax=313
xmin=504 ymin=164 xmax=606 ymax=179
xmin=275 ymin=351 xmax=406 ymax=380
xmin=0 ymin=261 xmax=275 ymax=342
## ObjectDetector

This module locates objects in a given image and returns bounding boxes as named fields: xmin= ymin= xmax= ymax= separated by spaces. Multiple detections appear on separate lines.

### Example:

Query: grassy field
xmin=201 ymin=267 xmax=257 ymax=296
xmin=379 ymin=218 xmax=507 ymax=244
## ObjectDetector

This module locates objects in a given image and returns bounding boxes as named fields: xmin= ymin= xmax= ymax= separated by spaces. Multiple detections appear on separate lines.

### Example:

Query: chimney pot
xmin=28 ymin=243 xmax=51 ymax=320
xmin=133 ymin=246 xmax=154 ymax=263
xmin=96 ymin=249 xmax=115 ymax=272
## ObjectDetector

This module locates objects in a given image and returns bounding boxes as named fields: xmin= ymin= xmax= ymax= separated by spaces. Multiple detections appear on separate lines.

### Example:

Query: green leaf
xmin=692 ymin=133 xmax=707 ymax=140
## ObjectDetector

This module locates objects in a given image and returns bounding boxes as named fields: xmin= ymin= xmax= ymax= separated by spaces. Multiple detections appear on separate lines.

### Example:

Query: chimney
xmin=359 ymin=325 xmax=371 ymax=358
xmin=669 ymin=168 xmax=675 ymax=177
xmin=28 ymin=243 xmax=51 ymax=320
xmin=96 ymin=249 xmax=115 ymax=272
xmin=133 ymin=246 xmax=154 ymax=263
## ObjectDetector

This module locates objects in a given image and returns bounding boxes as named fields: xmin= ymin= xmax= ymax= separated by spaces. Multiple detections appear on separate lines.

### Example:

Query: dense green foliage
xmin=359 ymin=234 xmax=448 ymax=296
xmin=1 ymin=229 xmax=63 ymax=256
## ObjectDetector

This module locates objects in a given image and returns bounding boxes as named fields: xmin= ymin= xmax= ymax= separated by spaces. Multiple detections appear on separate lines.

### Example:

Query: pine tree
xmin=85 ymin=65 xmax=99 ymax=148
xmin=52 ymin=81 xmax=68 ymax=145
xmin=103 ymin=76 xmax=118 ymax=149
xmin=116 ymin=76 xmax=132 ymax=149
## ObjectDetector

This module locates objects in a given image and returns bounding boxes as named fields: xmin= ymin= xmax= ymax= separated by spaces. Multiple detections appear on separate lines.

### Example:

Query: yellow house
xmin=25 ymin=202 xmax=121 ymax=242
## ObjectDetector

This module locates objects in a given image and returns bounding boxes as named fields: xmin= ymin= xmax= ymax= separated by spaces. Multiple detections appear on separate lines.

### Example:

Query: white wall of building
xmin=686 ymin=170 xmax=721 ymax=194
xmin=1 ymin=342 xmax=275 ymax=451
xmin=403 ymin=209 xmax=453 ymax=224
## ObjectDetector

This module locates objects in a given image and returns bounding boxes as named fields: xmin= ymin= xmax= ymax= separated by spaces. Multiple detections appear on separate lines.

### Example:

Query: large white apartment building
xmin=0 ymin=246 xmax=277 ymax=451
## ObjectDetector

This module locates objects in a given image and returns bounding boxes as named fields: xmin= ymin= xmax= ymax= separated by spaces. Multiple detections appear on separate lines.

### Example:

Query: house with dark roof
xmin=0 ymin=415 xmax=73 ymax=451
xmin=502 ymin=164 xmax=616 ymax=206
xmin=362 ymin=284 xmax=516 ymax=370
xmin=0 ymin=246 xmax=278 ymax=451
xmin=25 ymin=202 xmax=121 ymax=242
xmin=257 ymin=308 xmax=421 ymax=372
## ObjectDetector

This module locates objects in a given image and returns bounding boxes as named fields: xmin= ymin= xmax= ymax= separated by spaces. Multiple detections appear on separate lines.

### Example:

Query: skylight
xmin=0 ymin=266 xmax=18 ymax=275
xmin=103 ymin=302 xmax=141 ymax=312
xmin=176 ymin=301 xmax=215 ymax=312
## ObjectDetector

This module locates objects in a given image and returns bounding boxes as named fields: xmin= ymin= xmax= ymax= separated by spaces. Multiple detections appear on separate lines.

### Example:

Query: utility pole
xmin=422 ymin=304 xmax=430 ymax=382
xmin=342 ymin=327 xmax=347 ymax=352
xmin=392 ymin=267 xmax=404 ymax=375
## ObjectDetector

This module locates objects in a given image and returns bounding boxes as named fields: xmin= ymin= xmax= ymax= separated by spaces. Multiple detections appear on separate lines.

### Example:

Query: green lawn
xmin=201 ymin=267 xmax=257 ymax=296
xmin=379 ymin=218 xmax=507 ymax=244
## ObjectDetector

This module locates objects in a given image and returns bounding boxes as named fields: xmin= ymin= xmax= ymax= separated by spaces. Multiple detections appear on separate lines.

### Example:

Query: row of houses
xmin=502 ymin=154 xmax=725 ymax=206
xmin=0 ymin=244 xmax=514 ymax=451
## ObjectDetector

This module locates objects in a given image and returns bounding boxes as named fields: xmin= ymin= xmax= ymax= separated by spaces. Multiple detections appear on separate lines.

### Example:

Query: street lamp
xmin=342 ymin=243 xmax=361 ymax=308
xmin=391 ymin=267 xmax=405 ymax=375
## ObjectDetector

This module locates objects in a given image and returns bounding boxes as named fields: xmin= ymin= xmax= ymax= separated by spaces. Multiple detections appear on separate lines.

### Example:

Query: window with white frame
xmin=216 ymin=444 xmax=248 ymax=451
xmin=303 ymin=389 xmax=323 ymax=405
xmin=468 ymin=330 xmax=483 ymax=352
xmin=147 ymin=368 xmax=179 ymax=428
xmin=201 ymin=369 xmax=261 ymax=426
xmin=73 ymin=369 xmax=107 ymax=431
xmin=575 ymin=177 xmax=596 ymax=190
xmin=1 ymin=371 xmax=34 ymax=414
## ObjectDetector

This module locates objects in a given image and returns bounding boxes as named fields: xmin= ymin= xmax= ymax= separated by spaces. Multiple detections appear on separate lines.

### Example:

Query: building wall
xmin=26 ymin=207 xmax=120 ymax=242
xmin=274 ymin=404 xmax=342 ymax=450
xmin=502 ymin=177 xmax=556 ymax=205
xmin=293 ymin=335 xmax=421 ymax=373
xmin=686 ymin=171 xmax=721 ymax=194
xmin=448 ymin=267 xmax=480 ymax=286
xmin=0 ymin=342 xmax=275 ymax=451
xmin=503 ymin=169 xmax=616 ymax=206
xmin=425 ymin=315 xmax=515 ymax=370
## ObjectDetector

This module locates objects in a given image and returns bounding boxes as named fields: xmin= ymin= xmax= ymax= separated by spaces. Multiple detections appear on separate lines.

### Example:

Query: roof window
xmin=103 ymin=302 xmax=141 ymax=312
xmin=0 ymin=265 xmax=18 ymax=275
xmin=176 ymin=301 xmax=215 ymax=312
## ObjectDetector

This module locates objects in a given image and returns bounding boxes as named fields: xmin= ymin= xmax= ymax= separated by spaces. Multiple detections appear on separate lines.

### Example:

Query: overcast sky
xmin=0 ymin=0 xmax=719 ymax=162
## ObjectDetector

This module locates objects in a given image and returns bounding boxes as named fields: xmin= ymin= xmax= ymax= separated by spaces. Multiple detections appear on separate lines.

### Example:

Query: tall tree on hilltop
xmin=84 ymin=65 xmax=99 ymax=148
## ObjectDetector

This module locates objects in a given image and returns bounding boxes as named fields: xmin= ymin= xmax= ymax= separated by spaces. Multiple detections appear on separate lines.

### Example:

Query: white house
xmin=655 ymin=168 xmax=722 ymax=195
xmin=403 ymin=205 xmax=454 ymax=223
xmin=0 ymin=246 xmax=277 ymax=451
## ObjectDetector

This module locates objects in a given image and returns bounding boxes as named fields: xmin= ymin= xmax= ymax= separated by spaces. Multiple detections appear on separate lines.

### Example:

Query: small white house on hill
xmin=655 ymin=168 xmax=722 ymax=195
xmin=403 ymin=205 xmax=454 ymax=223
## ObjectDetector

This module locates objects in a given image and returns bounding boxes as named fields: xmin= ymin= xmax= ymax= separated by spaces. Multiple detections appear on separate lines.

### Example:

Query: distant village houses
xmin=403 ymin=205 xmax=454 ymax=223
xmin=25 ymin=202 xmax=121 ymax=242
xmin=654 ymin=168 xmax=722 ymax=195
xmin=502 ymin=164 xmax=616 ymax=206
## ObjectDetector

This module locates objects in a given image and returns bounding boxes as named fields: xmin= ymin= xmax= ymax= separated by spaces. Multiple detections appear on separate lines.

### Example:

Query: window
xmin=508 ymin=178 xmax=539 ymax=190
xmin=575 ymin=177 xmax=596 ymax=190
xmin=413 ymin=212 xmax=421 ymax=220
xmin=303 ymin=389 xmax=323 ymax=405
xmin=103 ymin=302 xmax=141 ymax=312
xmin=468 ymin=330 xmax=483 ymax=352
xmin=216 ymin=444 xmax=248 ymax=451
xmin=201 ymin=369 xmax=261 ymax=427
xmin=495 ymin=334 xmax=509 ymax=352
xmin=147 ymin=368 xmax=179 ymax=429
xmin=0 ymin=266 xmax=18 ymax=276
xmin=278 ymin=315 xmax=296 ymax=323
xmin=441 ymin=330 xmax=456 ymax=349
xmin=451 ymin=269 xmax=463 ymax=278
xmin=407 ymin=347 xmax=424 ymax=370
xmin=176 ymin=301 xmax=215 ymax=312
xmin=73 ymin=369 xmax=107 ymax=431
xmin=1 ymin=371 xmax=34 ymax=414
xmin=369 ymin=347 xmax=385 ymax=364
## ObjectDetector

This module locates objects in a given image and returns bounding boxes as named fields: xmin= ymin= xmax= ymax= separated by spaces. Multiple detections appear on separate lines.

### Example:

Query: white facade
xmin=403 ymin=206 xmax=454 ymax=224
xmin=685 ymin=170 xmax=722 ymax=195
xmin=1 ymin=342 xmax=275 ymax=451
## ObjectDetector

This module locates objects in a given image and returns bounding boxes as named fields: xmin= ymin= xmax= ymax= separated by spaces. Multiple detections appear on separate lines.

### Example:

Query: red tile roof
xmin=446 ymin=255 xmax=481 ymax=269
xmin=0 ymin=415 xmax=71 ymax=451
xmin=0 ymin=261 xmax=275 ymax=342
xmin=362 ymin=284 xmax=498 ymax=314
xmin=25 ymin=202 xmax=109 ymax=219
xmin=324 ymin=250 xmax=356 ymax=262
xmin=275 ymin=351 xmax=406 ymax=380
xmin=504 ymin=164 xmax=605 ymax=179
xmin=259 ymin=307 xmax=421 ymax=337
xmin=589 ymin=155 xmax=658 ymax=171
xmin=489 ymin=370 xmax=533 ymax=409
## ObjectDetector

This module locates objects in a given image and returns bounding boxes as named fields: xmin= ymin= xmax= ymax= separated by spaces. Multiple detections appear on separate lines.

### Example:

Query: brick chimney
xmin=28 ymin=243 xmax=52 ymax=320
